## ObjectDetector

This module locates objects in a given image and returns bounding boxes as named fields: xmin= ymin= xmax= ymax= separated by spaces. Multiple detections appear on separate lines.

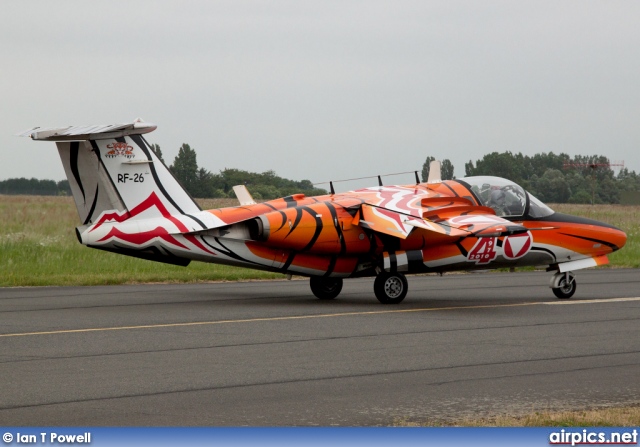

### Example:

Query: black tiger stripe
xmin=284 ymin=207 xmax=304 ymax=238
xmin=558 ymin=233 xmax=620 ymax=250
xmin=284 ymin=195 xmax=298 ymax=208
xmin=530 ymin=246 xmax=557 ymax=262
xmin=324 ymin=255 xmax=338 ymax=277
xmin=131 ymin=134 xmax=202 ymax=213
xmin=206 ymin=238 xmax=263 ymax=267
xmin=184 ymin=213 xmax=207 ymax=230
xmin=90 ymin=140 xmax=127 ymax=209
xmin=69 ymin=141 xmax=85 ymax=203
xmin=325 ymin=202 xmax=346 ymax=255
xmin=455 ymin=239 xmax=468 ymax=257
xmin=83 ymin=183 xmax=100 ymax=225
xmin=263 ymin=202 xmax=277 ymax=211
xmin=276 ymin=211 xmax=288 ymax=232
xmin=299 ymin=206 xmax=323 ymax=252
xmin=440 ymin=181 xmax=459 ymax=197
xmin=281 ymin=252 xmax=296 ymax=272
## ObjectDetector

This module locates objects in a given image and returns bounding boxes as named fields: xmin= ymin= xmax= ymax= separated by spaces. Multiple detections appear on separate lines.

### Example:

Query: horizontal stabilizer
xmin=18 ymin=119 xmax=156 ymax=141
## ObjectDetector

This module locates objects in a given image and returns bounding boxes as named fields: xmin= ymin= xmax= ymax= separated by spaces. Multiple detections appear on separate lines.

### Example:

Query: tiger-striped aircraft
xmin=20 ymin=120 xmax=627 ymax=303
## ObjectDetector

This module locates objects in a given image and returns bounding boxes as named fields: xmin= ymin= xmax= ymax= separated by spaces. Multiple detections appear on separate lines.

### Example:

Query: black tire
xmin=374 ymin=272 xmax=408 ymax=304
xmin=310 ymin=277 xmax=343 ymax=300
xmin=552 ymin=274 xmax=576 ymax=299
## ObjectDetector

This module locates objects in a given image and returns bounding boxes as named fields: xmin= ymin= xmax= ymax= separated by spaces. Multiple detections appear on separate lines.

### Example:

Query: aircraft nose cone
xmin=545 ymin=213 xmax=627 ymax=252
xmin=610 ymin=227 xmax=627 ymax=251
xmin=591 ymin=225 xmax=627 ymax=253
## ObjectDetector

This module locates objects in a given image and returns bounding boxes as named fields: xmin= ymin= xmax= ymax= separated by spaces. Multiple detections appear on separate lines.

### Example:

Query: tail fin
xmin=20 ymin=120 xmax=200 ymax=226
xmin=427 ymin=160 xmax=442 ymax=184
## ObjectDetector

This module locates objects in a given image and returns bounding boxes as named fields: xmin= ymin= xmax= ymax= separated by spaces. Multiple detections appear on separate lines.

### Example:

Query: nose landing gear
xmin=550 ymin=271 xmax=576 ymax=299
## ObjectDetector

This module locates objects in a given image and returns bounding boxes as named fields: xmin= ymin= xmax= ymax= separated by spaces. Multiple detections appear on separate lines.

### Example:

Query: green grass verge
xmin=552 ymin=203 xmax=640 ymax=268
xmin=394 ymin=405 xmax=640 ymax=427
xmin=1 ymin=196 xmax=638 ymax=287
xmin=0 ymin=195 xmax=281 ymax=286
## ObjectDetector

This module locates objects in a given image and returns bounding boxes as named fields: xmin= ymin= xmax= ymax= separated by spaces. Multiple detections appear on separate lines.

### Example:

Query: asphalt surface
xmin=1 ymin=269 xmax=639 ymax=426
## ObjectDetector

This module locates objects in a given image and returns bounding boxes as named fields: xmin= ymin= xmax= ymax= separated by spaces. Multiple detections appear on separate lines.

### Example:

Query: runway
xmin=1 ymin=269 xmax=639 ymax=425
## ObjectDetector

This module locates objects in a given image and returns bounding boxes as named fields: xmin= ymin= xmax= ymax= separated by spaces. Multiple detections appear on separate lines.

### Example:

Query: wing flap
xmin=353 ymin=202 xmax=528 ymax=239
xmin=353 ymin=204 xmax=413 ymax=239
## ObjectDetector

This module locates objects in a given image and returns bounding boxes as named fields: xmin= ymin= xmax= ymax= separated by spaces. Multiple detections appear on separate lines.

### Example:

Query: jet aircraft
xmin=20 ymin=120 xmax=627 ymax=303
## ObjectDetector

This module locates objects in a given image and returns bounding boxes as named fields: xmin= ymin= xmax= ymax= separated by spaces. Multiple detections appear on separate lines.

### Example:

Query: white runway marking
xmin=2 ymin=297 xmax=638 ymax=338
xmin=543 ymin=297 xmax=640 ymax=305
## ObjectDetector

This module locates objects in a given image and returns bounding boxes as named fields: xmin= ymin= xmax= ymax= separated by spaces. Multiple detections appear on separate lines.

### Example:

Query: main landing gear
xmin=550 ymin=271 xmax=576 ymax=299
xmin=309 ymin=277 xmax=343 ymax=300
xmin=374 ymin=272 xmax=408 ymax=304
xmin=309 ymin=271 xmax=409 ymax=304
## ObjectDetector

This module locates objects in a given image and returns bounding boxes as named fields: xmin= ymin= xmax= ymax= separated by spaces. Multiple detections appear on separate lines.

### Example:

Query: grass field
xmin=1 ymin=195 xmax=638 ymax=287
xmin=394 ymin=405 xmax=640 ymax=427
xmin=0 ymin=195 xmax=281 ymax=286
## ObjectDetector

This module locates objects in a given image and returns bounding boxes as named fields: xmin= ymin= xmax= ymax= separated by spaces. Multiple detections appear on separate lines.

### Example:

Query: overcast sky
xmin=2 ymin=1 xmax=639 ymax=191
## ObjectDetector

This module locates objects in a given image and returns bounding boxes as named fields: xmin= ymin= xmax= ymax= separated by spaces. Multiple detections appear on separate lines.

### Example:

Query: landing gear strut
xmin=550 ymin=271 xmax=576 ymax=299
xmin=310 ymin=277 xmax=343 ymax=300
xmin=374 ymin=272 xmax=408 ymax=304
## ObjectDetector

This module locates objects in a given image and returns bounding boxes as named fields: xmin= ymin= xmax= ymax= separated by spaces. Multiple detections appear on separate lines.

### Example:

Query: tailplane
xmin=19 ymin=120 xmax=223 ymax=265
xmin=19 ymin=119 xmax=201 ymax=226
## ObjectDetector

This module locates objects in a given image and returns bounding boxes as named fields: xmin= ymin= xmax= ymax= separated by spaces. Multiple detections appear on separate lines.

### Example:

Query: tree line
xmin=163 ymin=143 xmax=327 ymax=200
xmin=2 ymin=145 xmax=639 ymax=204
xmin=463 ymin=151 xmax=640 ymax=204
xmin=0 ymin=178 xmax=70 ymax=196
xmin=420 ymin=152 xmax=640 ymax=204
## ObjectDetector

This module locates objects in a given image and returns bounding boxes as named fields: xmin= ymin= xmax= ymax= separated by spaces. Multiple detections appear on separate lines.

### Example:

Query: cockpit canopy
xmin=459 ymin=176 xmax=554 ymax=218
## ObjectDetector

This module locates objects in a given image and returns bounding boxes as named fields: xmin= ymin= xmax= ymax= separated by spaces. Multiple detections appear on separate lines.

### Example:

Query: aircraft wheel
xmin=310 ymin=277 xmax=343 ymax=300
xmin=374 ymin=272 xmax=408 ymax=304
xmin=552 ymin=272 xmax=576 ymax=299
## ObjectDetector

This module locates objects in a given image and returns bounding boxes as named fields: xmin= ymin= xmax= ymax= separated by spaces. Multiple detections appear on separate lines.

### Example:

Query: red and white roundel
xmin=503 ymin=231 xmax=533 ymax=259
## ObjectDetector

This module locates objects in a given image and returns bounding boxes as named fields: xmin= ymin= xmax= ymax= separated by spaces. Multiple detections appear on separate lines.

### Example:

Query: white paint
xmin=543 ymin=297 xmax=640 ymax=305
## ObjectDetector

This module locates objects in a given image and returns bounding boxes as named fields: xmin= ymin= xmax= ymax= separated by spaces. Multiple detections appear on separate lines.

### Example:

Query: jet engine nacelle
xmin=253 ymin=202 xmax=371 ymax=254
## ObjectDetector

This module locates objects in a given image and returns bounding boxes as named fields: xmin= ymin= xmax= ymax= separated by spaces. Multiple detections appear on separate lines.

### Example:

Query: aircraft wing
xmin=352 ymin=201 xmax=528 ymax=239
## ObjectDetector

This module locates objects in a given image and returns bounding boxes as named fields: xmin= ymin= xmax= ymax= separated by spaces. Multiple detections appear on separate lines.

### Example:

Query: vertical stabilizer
xmin=21 ymin=120 xmax=201 ymax=225
xmin=427 ymin=160 xmax=442 ymax=184
xmin=90 ymin=135 xmax=201 ymax=219
xmin=57 ymin=141 xmax=126 ymax=225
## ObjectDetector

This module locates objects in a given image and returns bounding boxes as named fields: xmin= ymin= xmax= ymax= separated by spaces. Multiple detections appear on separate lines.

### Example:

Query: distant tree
xmin=150 ymin=143 xmax=165 ymax=164
xmin=57 ymin=180 xmax=71 ymax=196
xmin=216 ymin=168 xmax=326 ymax=197
xmin=531 ymin=169 xmax=570 ymax=203
xmin=465 ymin=160 xmax=475 ymax=177
xmin=441 ymin=159 xmax=454 ymax=180
xmin=0 ymin=177 xmax=63 ymax=196
xmin=569 ymin=190 xmax=592 ymax=204
xmin=421 ymin=156 xmax=435 ymax=182
xmin=193 ymin=168 xmax=216 ymax=198
xmin=466 ymin=151 xmax=528 ymax=184
xmin=170 ymin=144 xmax=199 ymax=195
xmin=463 ymin=151 xmax=635 ymax=204
xmin=617 ymin=168 xmax=640 ymax=192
